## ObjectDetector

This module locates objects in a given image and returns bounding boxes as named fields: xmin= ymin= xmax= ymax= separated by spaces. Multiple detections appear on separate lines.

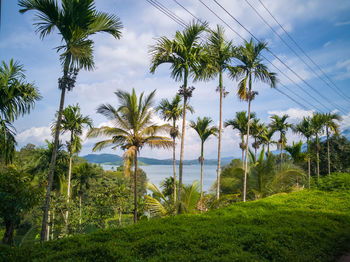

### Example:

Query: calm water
xmin=103 ymin=164 xmax=218 ymax=193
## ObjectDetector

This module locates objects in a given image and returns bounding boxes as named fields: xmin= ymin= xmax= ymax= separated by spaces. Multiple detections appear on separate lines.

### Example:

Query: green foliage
xmin=4 ymin=190 xmax=350 ymax=261
xmin=317 ymin=172 xmax=350 ymax=192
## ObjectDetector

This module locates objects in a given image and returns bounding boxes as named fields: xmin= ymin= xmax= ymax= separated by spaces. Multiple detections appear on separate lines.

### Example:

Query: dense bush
xmin=317 ymin=172 xmax=350 ymax=192
xmin=2 ymin=190 xmax=350 ymax=261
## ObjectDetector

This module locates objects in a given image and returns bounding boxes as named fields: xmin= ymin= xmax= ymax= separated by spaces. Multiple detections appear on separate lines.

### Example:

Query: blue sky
xmin=1 ymin=0 xmax=350 ymax=160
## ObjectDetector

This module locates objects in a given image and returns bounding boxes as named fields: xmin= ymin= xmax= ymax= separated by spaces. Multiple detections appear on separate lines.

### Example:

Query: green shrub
xmin=317 ymin=172 xmax=350 ymax=192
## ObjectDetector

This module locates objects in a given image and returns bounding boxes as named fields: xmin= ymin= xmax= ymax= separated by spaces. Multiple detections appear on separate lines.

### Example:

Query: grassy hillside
xmin=2 ymin=190 xmax=350 ymax=262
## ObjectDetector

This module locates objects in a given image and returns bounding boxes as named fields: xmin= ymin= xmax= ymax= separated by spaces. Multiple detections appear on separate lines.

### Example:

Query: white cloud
xmin=268 ymin=108 xmax=314 ymax=123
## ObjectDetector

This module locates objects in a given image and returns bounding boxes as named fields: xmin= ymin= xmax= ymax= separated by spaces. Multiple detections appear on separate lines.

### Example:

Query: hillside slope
xmin=2 ymin=190 xmax=350 ymax=261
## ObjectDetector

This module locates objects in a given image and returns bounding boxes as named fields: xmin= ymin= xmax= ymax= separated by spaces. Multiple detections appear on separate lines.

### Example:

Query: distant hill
xmin=83 ymin=153 xmax=235 ymax=166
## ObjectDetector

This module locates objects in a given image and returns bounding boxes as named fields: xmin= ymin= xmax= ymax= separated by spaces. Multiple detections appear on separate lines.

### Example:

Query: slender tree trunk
xmin=47 ymin=210 xmax=50 ymax=241
xmin=280 ymin=134 xmax=283 ymax=164
xmin=243 ymin=97 xmax=252 ymax=202
xmin=133 ymin=151 xmax=138 ymax=223
xmin=307 ymin=137 xmax=311 ymax=189
xmin=172 ymin=124 xmax=177 ymax=203
xmin=200 ymin=141 xmax=204 ymax=199
xmin=79 ymin=194 xmax=82 ymax=225
xmin=267 ymin=143 xmax=270 ymax=154
xmin=254 ymin=138 xmax=257 ymax=160
xmin=51 ymin=210 xmax=55 ymax=240
xmin=65 ymin=133 xmax=74 ymax=227
xmin=119 ymin=208 xmax=122 ymax=226
xmin=40 ymin=86 xmax=66 ymax=242
xmin=2 ymin=220 xmax=15 ymax=246
xmin=216 ymin=70 xmax=223 ymax=200
xmin=241 ymin=148 xmax=244 ymax=167
xmin=326 ymin=126 xmax=331 ymax=175
xmin=316 ymin=134 xmax=320 ymax=181
xmin=178 ymin=71 xmax=188 ymax=203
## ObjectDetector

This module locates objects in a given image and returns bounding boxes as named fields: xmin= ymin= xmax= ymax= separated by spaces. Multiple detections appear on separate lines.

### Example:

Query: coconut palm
xmin=150 ymin=21 xmax=207 ymax=201
xmin=199 ymin=25 xmax=236 ymax=199
xmin=311 ymin=113 xmax=325 ymax=179
xmin=229 ymin=39 xmax=277 ymax=202
xmin=0 ymin=59 xmax=40 ymax=164
xmin=224 ymin=111 xmax=256 ymax=165
xmin=270 ymin=114 xmax=292 ymax=163
xmin=190 ymin=117 xmax=218 ymax=198
xmin=87 ymin=89 xmax=172 ymax=223
xmin=19 ymin=0 xmax=122 ymax=241
xmin=58 ymin=104 xmax=92 ymax=226
xmin=323 ymin=112 xmax=341 ymax=175
xmin=71 ymin=162 xmax=99 ymax=225
xmin=293 ymin=116 xmax=313 ymax=187
xmin=156 ymin=95 xmax=193 ymax=203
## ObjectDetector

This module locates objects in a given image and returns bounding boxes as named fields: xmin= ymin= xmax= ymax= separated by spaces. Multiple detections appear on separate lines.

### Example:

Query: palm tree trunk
xmin=172 ymin=124 xmax=177 ymax=203
xmin=51 ymin=210 xmax=55 ymax=240
xmin=241 ymin=148 xmax=244 ymax=167
xmin=47 ymin=210 xmax=50 ymax=241
xmin=200 ymin=141 xmax=204 ymax=199
xmin=178 ymin=71 xmax=188 ymax=203
xmin=254 ymin=138 xmax=257 ymax=160
xmin=326 ymin=126 xmax=330 ymax=175
xmin=280 ymin=134 xmax=283 ymax=164
xmin=133 ymin=151 xmax=138 ymax=223
xmin=65 ymin=134 xmax=73 ymax=229
xmin=307 ymin=137 xmax=311 ymax=189
xmin=316 ymin=134 xmax=320 ymax=180
xmin=243 ymin=97 xmax=252 ymax=203
xmin=2 ymin=220 xmax=15 ymax=246
xmin=79 ymin=194 xmax=82 ymax=225
xmin=267 ymin=143 xmax=270 ymax=154
xmin=216 ymin=70 xmax=223 ymax=200
xmin=40 ymin=85 xmax=66 ymax=242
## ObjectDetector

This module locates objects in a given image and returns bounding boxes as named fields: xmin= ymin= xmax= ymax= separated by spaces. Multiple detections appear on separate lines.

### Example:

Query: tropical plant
xmin=19 ymin=0 xmax=123 ymax=241
xmin=323 ymin=112 xmax=341 ymax=175
xmin=150 ymin=21 xmax=207 ymax=201
xmin=199 ymin=25 xmax=236 ymax=199
xmin=190 ymin=117 xmax=218 ymax=198
xmin=58 ymin=104 xmax=92 ymax=226
xmin=257 ymin=125 xmax=275 ymax=154
xmin=0 ymin=59 xmax=40 ymax=164
xmin=224 ymin=111 xmax=256 ymax=165
xmin=87 ymin=88 xmax=172 ymax=223
xmin=156 ymin=95 xmax=193 ymax=203
xmin=293 ymin=116 xmax=313 ymax=187
xmin=311 ymin=113 xmax=325 ymax=180
xmin=71 ymin=162 xmax=99 ymax=225
xmin=270 ymin=114 xmax=291 ymax=163
xmin=229 ymin=39 xmax=277 ymax=202
xmin=250 ymin=118 xmax=265 ymax=159
xmin=285 ymin=141 xmax=307 ymax=165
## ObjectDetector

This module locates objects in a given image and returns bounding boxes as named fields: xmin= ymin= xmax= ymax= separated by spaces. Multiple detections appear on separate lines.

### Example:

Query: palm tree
xmin=257 ymin=126 xmax=275 ymax=155
xmin=270 ymin=114 xmax=292 ymax=164
xmin=156 ymin=95 xmax=193 ymax=203
xmin=58 ymin=104 xmax=92 ymax=226
xmin=250 ymin=118 xmax=265 ymax=159
xmin=19 ymin=0 xmax=122 ymax=242
xmin=294 ymin=117 xmax=313 ymax=187
xmin=150 ymin=21 xmax=207 ymax=202
xmin=190 ymin=117 xmax=218 ymax=199
xmin=311 ymin=113 xmax=325 ymax=180
xmin=323 ymin=112 xmax=341 ymax=175
xmin=71 ymin=162 xmax=99 ymax=225
xmin=87 ymin=89 xmax=172 ymax=223
xmin=285 ymin=141 xmax=307 ymax=165
xmin=224 ymin=111 xmax=256 ymax=165
xmin=229 ymin=39 xmax=277 ymax=202
xmin=0 ymin=59 xmax=40 ymax=164
xmin=199 ymin=25 xmax=236 ymax=200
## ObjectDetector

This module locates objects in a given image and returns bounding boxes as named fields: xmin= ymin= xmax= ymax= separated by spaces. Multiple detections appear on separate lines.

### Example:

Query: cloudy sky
xmin=1 ymin=0 xmax=350 ymax=160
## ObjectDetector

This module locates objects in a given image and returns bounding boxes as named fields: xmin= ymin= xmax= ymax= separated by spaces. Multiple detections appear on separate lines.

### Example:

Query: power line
xmin=209 ymin=0 xmax=347 ymax=115
xmin=243 ymin=0 xmax=350 ymax=110
xmin=257 ymin=0 xmax=350 ymax=103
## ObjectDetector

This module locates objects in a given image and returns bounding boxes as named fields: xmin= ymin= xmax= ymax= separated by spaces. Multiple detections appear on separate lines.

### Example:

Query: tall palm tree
xmin=150 ymin=21 xmax=207 ymax=202
xmin=323 ymin=112 xmax=341 ymax=175
xmin=19 ymin=0 xmax=122 ymax=242
xmin=229 ymin=39 xmax=277 ymax=202
xmin=190 ymin=117 xmax=218 ymax=199
xmin=294 ymin=116 xmax=313 ymax=187
xmin=71 ymin=162 xmax=99 ymax=225
xmin=87 ymin=89 xmax=172 ymax=223
xmin=58 ymin=104 xmax=92 ymax=226
xmin=224 ymin=111 xmax=256 ymax=165
xmin=0 ymin=59 xmax=40 ymax=164
xmin=156 ymin=95 xmax=193 ymax=203
xmin=270 ymin=114 xmax=292 ymax=164
xmin=257 ymin=126 xmax=275 ymax=155
xmin=199 ymin=25 xmax=236 ymax=200
xmin=311 ymin=113 xmax=325 ymax=180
